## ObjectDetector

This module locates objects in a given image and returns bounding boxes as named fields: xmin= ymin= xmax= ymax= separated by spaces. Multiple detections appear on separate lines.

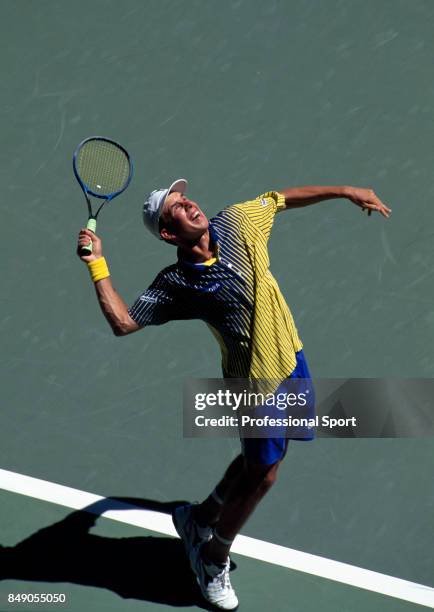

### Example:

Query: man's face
xmin=160 ymin=191 xmax=209 ymax=243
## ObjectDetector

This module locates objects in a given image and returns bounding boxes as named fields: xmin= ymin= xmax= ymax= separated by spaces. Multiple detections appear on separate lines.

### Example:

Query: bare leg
xmin=201 ymin=459 xmax=281 ymax=565
xmin=194 ymin=454 xmax=244 ymax=527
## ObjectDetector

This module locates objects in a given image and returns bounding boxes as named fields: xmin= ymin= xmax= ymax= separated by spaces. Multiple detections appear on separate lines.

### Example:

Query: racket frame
xmin=73 ymin=136 xmax=133 ymax=254
xmin=73 ymin=136 xmax=133 ymax=205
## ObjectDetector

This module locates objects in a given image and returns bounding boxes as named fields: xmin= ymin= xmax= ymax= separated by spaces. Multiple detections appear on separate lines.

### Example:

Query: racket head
xmin=73 ymin=136 xmax=133 ymax=200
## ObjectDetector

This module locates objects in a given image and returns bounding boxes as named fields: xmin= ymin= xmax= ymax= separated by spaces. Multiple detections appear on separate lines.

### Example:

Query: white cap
xmin=143 ymin=178 xmax=188 ymax=239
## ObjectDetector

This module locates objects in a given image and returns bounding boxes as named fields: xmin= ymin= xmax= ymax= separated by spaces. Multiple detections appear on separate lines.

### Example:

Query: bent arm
xmin=280 ymin=185 xmax=391 ymax=217
xmin=77 ymin=228 xmax=140 ymax=336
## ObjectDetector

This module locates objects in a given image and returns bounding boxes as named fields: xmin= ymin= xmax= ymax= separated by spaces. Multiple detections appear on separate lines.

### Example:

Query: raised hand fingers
xmin=359 ymin=191 xmax=392 ymax=218
xmin=368 ymin=201 xmax=392 ymax=218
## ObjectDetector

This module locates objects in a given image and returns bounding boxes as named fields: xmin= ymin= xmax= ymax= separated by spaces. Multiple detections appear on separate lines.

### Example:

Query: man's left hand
xmin=345 ymin=187 xmax=392 ymax=218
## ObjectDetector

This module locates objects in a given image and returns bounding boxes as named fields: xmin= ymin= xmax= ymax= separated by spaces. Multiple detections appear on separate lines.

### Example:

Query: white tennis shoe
xmin=172 ymin=503 xmax=213 ymax=566
xmin=191 ymin=547 xmax=239 ymax=611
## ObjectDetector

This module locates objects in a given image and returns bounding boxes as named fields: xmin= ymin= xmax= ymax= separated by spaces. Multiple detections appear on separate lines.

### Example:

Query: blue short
xmin=241 ymin=350 xmax=315 ymax=465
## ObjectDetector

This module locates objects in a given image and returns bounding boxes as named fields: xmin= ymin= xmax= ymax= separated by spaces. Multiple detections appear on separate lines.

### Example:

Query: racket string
xmin=77 ymin=140 xmax=131 ymax=196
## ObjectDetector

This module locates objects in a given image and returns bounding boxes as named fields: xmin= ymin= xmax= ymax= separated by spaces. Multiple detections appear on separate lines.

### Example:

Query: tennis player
xmin=77 ymin=181 xmax=390 ymax=610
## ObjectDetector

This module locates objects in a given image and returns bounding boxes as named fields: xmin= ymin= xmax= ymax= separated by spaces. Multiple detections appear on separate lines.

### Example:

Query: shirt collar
xmin=178 ymin=222 xmax=220 ymax=270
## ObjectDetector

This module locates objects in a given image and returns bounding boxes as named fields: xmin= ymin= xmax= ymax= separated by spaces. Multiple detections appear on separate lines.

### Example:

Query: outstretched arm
xmin=280 ymin=185 xmax=391 ymax=218
xmin=77 ymin=229 xmax=140 ymax=336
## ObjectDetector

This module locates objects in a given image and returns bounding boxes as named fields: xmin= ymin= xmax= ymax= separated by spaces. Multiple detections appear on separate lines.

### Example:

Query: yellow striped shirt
xmin=129 ymin=191 xmax=303 ymax=381
xmin=222 ymin=191 xmax=303 ymax=379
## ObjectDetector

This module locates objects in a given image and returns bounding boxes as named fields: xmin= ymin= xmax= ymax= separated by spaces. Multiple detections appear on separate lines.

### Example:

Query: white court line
xmin=0 ymin=468 xmax=433 ymax=609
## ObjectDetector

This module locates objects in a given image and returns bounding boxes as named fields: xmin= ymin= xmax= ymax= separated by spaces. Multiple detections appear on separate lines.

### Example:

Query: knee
xmin=261 ymin=464 xmax=279 ymax=492
xmin=245 ymin=461 xmax=280 ymax=495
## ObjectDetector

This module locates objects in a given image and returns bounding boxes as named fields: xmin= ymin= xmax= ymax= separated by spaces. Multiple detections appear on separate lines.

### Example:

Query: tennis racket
xmin=73 ymin=136 xmax=133 ymax=255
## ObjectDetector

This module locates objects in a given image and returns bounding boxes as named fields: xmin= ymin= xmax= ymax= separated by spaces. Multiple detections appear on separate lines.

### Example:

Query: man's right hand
xmin=77 ymin=228 xmax=103 ymax=263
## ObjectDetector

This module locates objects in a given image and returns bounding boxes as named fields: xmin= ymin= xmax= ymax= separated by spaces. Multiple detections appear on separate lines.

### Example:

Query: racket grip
xmin=80 ymin=218 xmax=97 ymax=255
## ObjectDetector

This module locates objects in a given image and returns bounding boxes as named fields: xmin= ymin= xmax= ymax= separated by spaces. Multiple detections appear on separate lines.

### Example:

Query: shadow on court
xmin=0 ymin=497 xmax=228 ymax=610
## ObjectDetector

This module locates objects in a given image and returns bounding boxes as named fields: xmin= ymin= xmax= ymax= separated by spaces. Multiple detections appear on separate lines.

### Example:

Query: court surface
xmin=1 ymin=1 xmax=434 ymax=610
